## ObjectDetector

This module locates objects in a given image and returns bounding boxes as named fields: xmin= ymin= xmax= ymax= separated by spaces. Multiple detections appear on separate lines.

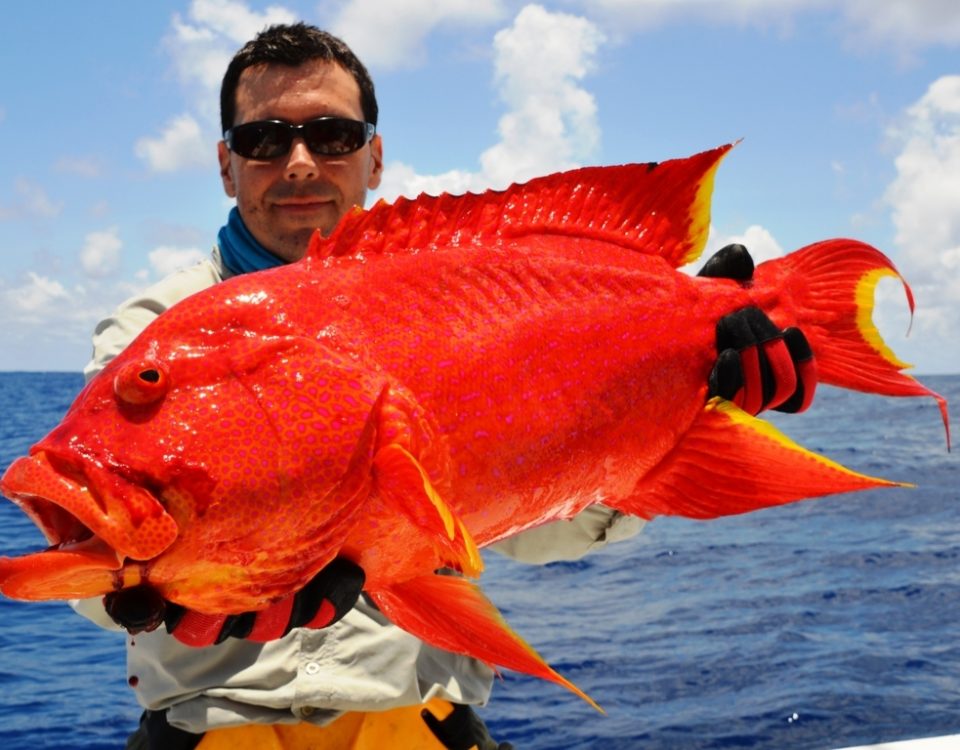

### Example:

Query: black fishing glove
xmin=698 ymin=243 xmax=817 ymax=415
xmin=104 ymin=557 xmax=365 ymax=647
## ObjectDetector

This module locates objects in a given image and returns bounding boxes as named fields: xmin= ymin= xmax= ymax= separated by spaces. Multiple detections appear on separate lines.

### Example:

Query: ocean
xmin=0 ymin=371 xmax=957 ymax=749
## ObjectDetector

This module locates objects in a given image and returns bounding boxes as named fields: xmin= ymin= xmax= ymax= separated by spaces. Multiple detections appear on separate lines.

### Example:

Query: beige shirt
xmin=75 ymin=247 xmax=643 ymax=732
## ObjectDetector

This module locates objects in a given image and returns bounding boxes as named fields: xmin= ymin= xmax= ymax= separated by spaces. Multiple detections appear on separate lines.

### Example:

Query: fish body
xmin=0 ymin=145 xmax=948 ymax=704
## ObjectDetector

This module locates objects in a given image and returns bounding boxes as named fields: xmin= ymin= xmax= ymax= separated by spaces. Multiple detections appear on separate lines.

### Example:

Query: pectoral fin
xmin=373 ymin=443 xmax=482 ymax=578
xmin=608 ymin=398 xmax=903 ymax=520
xmin=369 ymin=574 xmax=602 ymax=712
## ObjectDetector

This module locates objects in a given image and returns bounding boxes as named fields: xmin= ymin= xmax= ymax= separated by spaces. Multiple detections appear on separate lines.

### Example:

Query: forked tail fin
xmin=368 ymin=574 xmax=602 ymax=712
xmin=755 ymin=239 xmax=950 ymax=447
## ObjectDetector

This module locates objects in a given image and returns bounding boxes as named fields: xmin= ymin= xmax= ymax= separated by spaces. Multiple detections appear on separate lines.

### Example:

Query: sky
xmin=1 ymin=0 xmax=958 ymax=374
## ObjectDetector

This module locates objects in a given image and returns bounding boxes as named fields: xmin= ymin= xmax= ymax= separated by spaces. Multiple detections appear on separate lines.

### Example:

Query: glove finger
xmin=715 ymin=306 xmax=781 ymax=352
xmin=743 ymin=306 xmax=782 ymax=344
xmin=707 ymin=348 xmax=744 ymax=401
xmin=774 ymin=328 xmax=818 ymax=413
xmin=759 ymin=337 xmax=797 ymax=411
xmin=697 ymin=244 xmax=755 ymax=281
xmin=214 ymin=612 xmax=256 ymax=643
xmin=289 ymin=558 xmax=366 ymax=632
xmin=246 ymin=595 xmax=295 ymax=643
xmin=715 ymin=309 xmax=756 ymax=352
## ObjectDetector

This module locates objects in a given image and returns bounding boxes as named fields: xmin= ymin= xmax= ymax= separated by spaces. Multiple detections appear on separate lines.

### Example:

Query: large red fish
xmin=0 ymin=145 xmax=948 ymax=706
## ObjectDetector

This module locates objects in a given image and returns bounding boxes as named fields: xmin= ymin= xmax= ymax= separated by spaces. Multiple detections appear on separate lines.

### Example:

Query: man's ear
xmin=367 ymin=134 xmax=384 ymax=191
xmin=218 ymin=141 xmax=237 ymax=198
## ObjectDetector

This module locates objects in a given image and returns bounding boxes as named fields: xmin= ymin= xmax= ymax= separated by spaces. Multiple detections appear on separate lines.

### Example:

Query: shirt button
xmin=304 ymin=662 xmax=321 ymax=675
xmin=301 ymin=706 xmax=315 ymax=717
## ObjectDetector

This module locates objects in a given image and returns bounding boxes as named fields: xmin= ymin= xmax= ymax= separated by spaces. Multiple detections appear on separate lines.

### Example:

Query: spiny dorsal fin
xmin=306 ymin=144 xmax=732 ymax=268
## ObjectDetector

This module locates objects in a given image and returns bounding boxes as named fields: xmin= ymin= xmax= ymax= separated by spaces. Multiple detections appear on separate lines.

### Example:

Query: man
xmin=77 ymin=22 xmax=815 ymax=750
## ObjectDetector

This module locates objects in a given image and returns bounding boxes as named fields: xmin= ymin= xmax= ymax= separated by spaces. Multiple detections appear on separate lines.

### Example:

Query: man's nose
xmin=284 ymin=139 xmax=318 ymax=181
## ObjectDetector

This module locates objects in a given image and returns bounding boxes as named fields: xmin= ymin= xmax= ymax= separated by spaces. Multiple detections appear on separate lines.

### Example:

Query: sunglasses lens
xmin=227 ymin=118 xmax=373 ymax=159
xmin=228 ymin=122 xmax=291 ymax=159
xmin=303 ymin=119 xmax=370 ymax=155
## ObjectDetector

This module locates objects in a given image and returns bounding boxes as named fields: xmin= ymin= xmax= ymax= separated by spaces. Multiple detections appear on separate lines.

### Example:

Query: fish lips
xmin=0 ymin=450 xmax=179 ymax=601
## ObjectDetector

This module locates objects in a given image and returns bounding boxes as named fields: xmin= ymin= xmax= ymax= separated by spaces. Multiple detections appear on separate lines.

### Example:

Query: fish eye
xmin=114 ymin=361 xmax=170 ymax=405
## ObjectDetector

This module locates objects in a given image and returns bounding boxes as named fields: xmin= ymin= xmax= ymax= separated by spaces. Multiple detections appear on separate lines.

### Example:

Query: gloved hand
xmin=698 ymin=244 xmax=817 ymax=415
xmin=104 ymin=557 xmax=365 ymax=647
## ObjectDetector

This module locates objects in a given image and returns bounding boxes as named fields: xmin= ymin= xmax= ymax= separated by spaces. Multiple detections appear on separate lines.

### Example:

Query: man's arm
xmin=490 ymin=505 xmax=645 ymax=564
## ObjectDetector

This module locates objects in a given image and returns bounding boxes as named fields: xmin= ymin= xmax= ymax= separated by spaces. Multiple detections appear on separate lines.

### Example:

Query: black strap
xmin=421 ymin=703 xmax=514 ymax=750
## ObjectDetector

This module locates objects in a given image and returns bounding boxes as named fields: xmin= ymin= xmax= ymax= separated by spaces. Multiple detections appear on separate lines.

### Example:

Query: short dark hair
xmin=220 ymin=22 xmax=378 ymax=134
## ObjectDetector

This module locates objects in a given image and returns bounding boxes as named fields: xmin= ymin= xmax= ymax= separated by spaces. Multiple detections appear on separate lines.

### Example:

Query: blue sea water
xmin=0 ymin=371 xmax=957 ymax=749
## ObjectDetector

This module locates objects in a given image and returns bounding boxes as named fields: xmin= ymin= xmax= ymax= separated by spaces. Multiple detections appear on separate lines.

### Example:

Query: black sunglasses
xmin=224 ymin=117 xmax=376 ymax=160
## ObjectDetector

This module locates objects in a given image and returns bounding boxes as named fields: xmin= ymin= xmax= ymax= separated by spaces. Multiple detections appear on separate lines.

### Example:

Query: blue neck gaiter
xmin=217 ymin=207 xmax=286 ymax=276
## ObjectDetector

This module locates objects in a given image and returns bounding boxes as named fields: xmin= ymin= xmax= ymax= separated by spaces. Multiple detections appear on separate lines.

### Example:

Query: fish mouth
xmin=0 ymin=451 xmax=179 ymax=601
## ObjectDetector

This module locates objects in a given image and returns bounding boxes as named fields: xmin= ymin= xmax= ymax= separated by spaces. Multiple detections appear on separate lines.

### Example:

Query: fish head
xmin=0 ymin=286 xmax=379 ymax=612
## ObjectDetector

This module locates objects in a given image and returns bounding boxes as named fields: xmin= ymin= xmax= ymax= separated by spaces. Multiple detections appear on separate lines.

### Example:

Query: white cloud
xmin=331 ymin=0 xmax=506 ymax=69
xmin=135 ymin=114 xmax=211 ymax=173
xmin=3 ymin=272 xmax=70 ymax=315
xmin=880 ymin=74 xmax=960 ymax=369
xmin=0 ymin=272 xmax=145 ymax=367
xmin=709 ymin=224 xmax=784 ymax=265
xmin=0 ymin=179 xmax=63 ymax=220
xmin=580 ymin=0 xmax=960 ymax=51
xmin=90 ymin=200 xmax=111 ymax=218
xmin=148 ymin=246 xmax=207 ymax=277
xmin=583 ymin=0 xmax=820 ymax=33
xmin=480 ymin=4 xmax=604 ymax=186
xmin=187 ymin=0 xmax=296 ymax=46
xmin=843 ymin=0 xmax=960 ymax=51
xmin=375 ymin=162 xmax=478 ymax=202
xmin=167 ymin=0 xmax=297 ymax=95
xmin=21 ymin=180 xmax=62 ymax=218
xmin=54 ymin=157 xmax=103 ymax=178
xmin=80 ymin=227 xmax=123 ymax=277
xmin=136 ymin=0 xmax=297 ymax=170
xmin=678 ymin=224 xmax=785 ymax=276
xmin=377 ymin=5 xmax=605 ymax=201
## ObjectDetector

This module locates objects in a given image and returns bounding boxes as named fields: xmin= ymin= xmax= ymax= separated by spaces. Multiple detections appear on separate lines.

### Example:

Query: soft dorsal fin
xmin=306 ymin=144 xmax=733 ymax=268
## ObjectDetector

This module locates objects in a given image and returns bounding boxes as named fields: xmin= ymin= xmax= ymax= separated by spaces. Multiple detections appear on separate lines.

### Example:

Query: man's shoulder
xmin=136 ymin=253 xmax=227 ymax=307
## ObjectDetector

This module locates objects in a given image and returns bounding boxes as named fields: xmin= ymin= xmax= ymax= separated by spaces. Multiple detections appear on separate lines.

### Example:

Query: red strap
xmin=170 ymin=611 xmax=227 ymax=647
xmin=760 ymin=338 xmax=798 ymax=410
xmin=304 ymin=599 xmax=337 ymax=629
xmin=736 ymin=346 xmax=763 ymax=416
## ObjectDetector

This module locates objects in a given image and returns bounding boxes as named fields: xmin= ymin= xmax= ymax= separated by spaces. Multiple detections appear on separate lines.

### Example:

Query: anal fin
xmin=608 ymin=398 xmax=904 ymax=520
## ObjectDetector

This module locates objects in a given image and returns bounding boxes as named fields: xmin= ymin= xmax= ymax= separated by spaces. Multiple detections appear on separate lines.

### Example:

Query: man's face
xmin=218 ymin=59 xmax=383 ymax=262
